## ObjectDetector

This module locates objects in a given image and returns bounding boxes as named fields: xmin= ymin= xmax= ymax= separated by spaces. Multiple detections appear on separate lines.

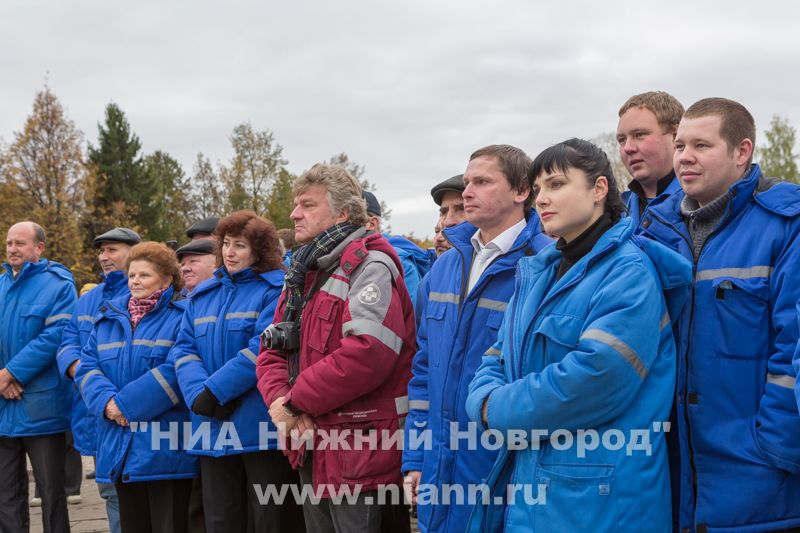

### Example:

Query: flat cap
xmin=186 ymin=217 xmax=219 ymax=239
xmin=92 ymin=227 xmax=141 ymax=247
xmin=362 ymin=191 xmax=382 ymax=217
xmin=431 ymin=174 xmax=465 ymax=206
xmin=176 ymin=239 xmax=216 ymax=260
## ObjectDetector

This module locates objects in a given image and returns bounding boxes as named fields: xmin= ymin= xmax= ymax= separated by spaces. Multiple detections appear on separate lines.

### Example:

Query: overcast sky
xmin=2 ymin=1 xmax=799 ymax=238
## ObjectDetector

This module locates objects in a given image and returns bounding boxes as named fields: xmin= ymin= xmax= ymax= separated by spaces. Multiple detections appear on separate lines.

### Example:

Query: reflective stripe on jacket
xmin=0 ymin=259 xmax=76 ymax=437
xmin=638 ymin=164 xmax=800 ymax=532
xmin=75 ymin=287 xmax=197 ymax=484
xmin=56 ymin=270 xmax=128 ymax=455
xmin=171 ymin=266 xmax=283 ymax=456
xmin=403 ymin=215 xmax=551 ymax=533
xmin=466 ymin=216 xmax=691 ymax=532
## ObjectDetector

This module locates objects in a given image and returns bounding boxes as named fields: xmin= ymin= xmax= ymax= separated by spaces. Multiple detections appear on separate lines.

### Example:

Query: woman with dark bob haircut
xmin=76 ymin=241 xmax=197 ymax=532
xmin=464 ymin=139 xmax=692 ymax=531
xmin=171 ymin=210 xmax=304 ymax=532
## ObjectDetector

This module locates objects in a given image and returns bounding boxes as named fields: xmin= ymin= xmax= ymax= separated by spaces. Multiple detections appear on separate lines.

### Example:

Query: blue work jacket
xmin=57 ymin=270 xmax=129 ymax=455
xmin=638 ymin=165 xmax=800 ymax=531
xmin=403 ymin=215 xmax=551 ymax=533
xmin=171 ymin=267 xmax=283 ymax=456
xmin=0 ymin=259 xmax=76 ymax=437
xmin=76 ymin=287 xmax=197 ymax=484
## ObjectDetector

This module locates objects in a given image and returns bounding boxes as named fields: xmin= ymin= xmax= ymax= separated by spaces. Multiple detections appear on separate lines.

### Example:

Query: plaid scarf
xmin=282 ymin=222 xmax=358 ymax=322
xmin=128 ymin=288 xmax=166 ymax=328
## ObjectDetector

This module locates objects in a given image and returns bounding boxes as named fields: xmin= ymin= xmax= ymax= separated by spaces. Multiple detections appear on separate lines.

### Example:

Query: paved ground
xmin=29 ymin=457 xmax=109 ymax=533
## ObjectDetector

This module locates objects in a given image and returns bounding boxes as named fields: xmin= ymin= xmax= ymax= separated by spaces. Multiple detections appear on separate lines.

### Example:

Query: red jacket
xmin=257 ymin=229 xmax=415 ymax=494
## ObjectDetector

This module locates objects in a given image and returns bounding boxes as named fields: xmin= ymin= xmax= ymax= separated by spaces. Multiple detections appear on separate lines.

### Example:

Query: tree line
xmin=0 ymin=86 xmax=386 ymax=286
xmin=1 ymin=86 xmax=798 ymax=287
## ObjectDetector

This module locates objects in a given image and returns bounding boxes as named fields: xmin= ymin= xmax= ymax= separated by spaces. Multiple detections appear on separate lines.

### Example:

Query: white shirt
xmin=466 ymin=217 xmax=526 ymax=293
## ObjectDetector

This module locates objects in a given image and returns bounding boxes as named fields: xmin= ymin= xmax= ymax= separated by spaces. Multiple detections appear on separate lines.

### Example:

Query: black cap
xmin=186 ymin=217 xmax=219 ymax=239
xmin=176 ymin=239 xmax=216 ymax=260
xmin=362 ymin=191 xmax=382 ymax=217
xmin=431 ymin=174 xmax=465 ymax=206
xmin=92 ymin=227 xmax=141 ymax=248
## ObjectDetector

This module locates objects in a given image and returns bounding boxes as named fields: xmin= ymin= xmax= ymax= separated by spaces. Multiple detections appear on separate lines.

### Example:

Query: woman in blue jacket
xmin=465 ymin=139 xmax=691 ymax=532
xmin=171 ymin=210 xmax=304 ymax=533
xmin=76 ymin=241 xmax=197 ymax=533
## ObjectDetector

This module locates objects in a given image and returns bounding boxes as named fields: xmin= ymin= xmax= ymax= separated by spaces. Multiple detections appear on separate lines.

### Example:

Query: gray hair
xmin=293 ymin=164 xmax=369 ymax=227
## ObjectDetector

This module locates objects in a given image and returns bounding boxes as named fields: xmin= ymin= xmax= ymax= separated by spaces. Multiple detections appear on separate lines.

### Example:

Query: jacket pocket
xmin=307 ymin=299 xmax=337 ymax=355
xmin=535 ymin=463 xmax=617 ymax=532
xmin=21 ymin=304 xmax=49 ymax=339
xmin=532 ymin=315 xmax=583 ymax=366
xmin=425 ymin=301 xmax=448 ymax=368
xmin=710 ymin=277 xmax=769 ymax=360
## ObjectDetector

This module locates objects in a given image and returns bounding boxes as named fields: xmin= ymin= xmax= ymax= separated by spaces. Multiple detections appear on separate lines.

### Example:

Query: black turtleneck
xmin=628 ymin=172 xmax=674 ymax=214
xmin=555 ymin=212 xmax=614 ymax=280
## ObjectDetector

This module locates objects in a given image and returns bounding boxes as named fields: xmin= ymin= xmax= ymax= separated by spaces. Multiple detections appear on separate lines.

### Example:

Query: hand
xmin=0 ymin=369 xmax=15 ymax=395
xmin=67 ymin=360 xmax=79 ymax=379
xmin=1 ymin=380 xmax=23 ymax=400
xmin=481 ymin=398 xmax=489 ymax=428
xmin=403 ymin=470 xmax=422 ymax=506
xmin=104 ymin=398 xmax=129 ymax=427
xmin=192 ymin=387 xmax=220 ymax=418
xmin=269 ymin=396 xmax=299 ymax=435
xmin=289 ymin=413 xmax=316 ymax=444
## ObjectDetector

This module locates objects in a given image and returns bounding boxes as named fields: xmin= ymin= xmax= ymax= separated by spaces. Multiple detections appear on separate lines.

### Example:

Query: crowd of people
xmin=0 ymin=91 xmax=799 ymax=533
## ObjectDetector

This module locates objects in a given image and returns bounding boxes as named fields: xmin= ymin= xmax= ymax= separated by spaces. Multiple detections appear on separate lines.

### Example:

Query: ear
xmin=335 ymin=209 xmax=350 ymax=224
xmin=35 ymin=241 xmax=45 ymax=254
xmin=513 ymin=184 xmax=531 ymax=206
xmin=735 ymin=138 xmax=754 ymax=167
xmin=594 ymin=176 xmax=609 ymax=204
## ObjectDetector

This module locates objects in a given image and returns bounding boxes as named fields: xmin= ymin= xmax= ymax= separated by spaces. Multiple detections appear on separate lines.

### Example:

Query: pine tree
xmin=143 ymin=150 xmax=192 ymax=242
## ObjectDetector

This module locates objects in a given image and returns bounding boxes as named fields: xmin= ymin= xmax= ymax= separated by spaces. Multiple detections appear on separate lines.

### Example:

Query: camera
xmin=261 ymin=321 xmax=300 ymax=352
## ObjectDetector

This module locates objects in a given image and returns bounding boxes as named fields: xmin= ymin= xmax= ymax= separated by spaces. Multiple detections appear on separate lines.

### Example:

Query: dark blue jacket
xmin=403 ymin=216 xmax=551 ymax=533
xmin=465 ymin=216 xmax=691 ymax=532
xmin=57 ymin=270 xmax=129 ymax=455
xmin=75 ymin=287 xmax=197 ymax=484
xmin=171 ymin=267 xmax=283 ymax=456
xmin=638 ymin=164 xmax=800 ymax=532
xmin=623 ymin=174 xmax=682 ymax=227
xmin=0 ymin=259 xmax=76 ymax=437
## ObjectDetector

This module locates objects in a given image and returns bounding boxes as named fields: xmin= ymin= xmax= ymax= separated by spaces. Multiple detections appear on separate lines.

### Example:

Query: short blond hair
xmin=293 ymin=164 xmax=369 ymax=227
xmin=619 ymin=91 xmax=684 ymax=134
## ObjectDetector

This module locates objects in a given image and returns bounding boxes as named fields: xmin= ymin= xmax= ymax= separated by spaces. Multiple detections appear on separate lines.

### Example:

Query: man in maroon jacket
xmin=256 ymin=163 xmax=415 ymax=533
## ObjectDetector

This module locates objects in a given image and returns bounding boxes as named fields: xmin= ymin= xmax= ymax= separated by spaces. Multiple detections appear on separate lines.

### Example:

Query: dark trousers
xmin=200 ymin=450 xmax=305 ymax=533
xmin=298 ymin=452 xmax=390 ymax=533
xmin=34 ymin=431 xmax=82 ymax=498
xmin=114 ymin=478 xmax=192 ymax=533
xmin=0 ymin=433 xmax=70 ymax=533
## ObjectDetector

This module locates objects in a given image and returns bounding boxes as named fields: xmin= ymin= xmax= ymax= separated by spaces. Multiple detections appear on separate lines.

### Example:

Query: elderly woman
xmin=171 ymin=210 xmax=303 ymax=533
xmin=465 ymin=139 xmax=692 ymax=532
xmin=76 ymin=241 xmax=197 ymax=533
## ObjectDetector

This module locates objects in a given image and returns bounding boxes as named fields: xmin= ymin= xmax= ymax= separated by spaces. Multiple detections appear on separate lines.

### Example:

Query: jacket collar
xmin=103 ymin=286 xmax=176 ymax=319
xmin=2 ymin=258 xmax=48 ymax=280
xmin=443 ymin=212 xmax=549 ymax=259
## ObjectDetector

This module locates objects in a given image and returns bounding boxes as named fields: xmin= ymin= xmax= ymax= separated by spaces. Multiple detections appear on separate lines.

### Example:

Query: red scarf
xmin=128 ymin=288 xmax=167 ymax=328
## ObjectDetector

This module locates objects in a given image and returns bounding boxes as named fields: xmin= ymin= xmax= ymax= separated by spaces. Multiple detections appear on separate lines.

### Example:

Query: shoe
xmin=30 ymin=497 xmax=42 ymax=507
xmin=85 ymin=470 xmax=96 ymax=480
xmin=67 ymin=494 xmax=82 ymax=505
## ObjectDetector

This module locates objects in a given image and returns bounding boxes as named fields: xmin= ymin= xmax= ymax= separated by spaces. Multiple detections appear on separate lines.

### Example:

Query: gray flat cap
xmin=176 ymin=239 xmax=216 ymax=260
xmin=92 ymin=227 xmax=141 ymax=247
xmin=186 ymin=217 xmax=220 ymax=238
xmin=431 ymin=174 xmax=465 ymax=205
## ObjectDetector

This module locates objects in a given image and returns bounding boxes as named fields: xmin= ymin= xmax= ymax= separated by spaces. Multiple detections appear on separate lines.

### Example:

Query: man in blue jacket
xmin=0 ymin=221 xmax=77 ymax=533
xmin=57 ymin=227 xmax=140 ymax=533
xmin=638 ymin=98 xmax=800 ymax=532
xmin=403 ymin=145 xmax=552 ymax=533
xmin=617 ymin=91 xmax=684 ymax=226
xmin=363 ymin=191 xmax=431 ymax=309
